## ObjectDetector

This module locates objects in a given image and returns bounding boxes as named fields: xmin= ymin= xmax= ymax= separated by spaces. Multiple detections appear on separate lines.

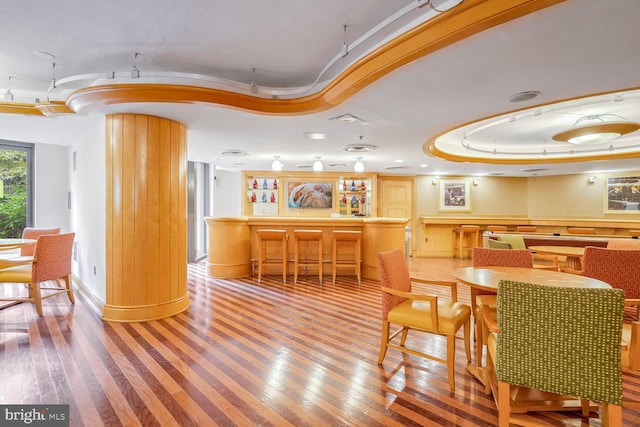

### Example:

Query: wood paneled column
xmin=103 ymin=113 xmax=189 ymax=322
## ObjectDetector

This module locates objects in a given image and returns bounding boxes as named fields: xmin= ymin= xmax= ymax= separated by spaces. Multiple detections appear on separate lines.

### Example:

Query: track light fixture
xmin=4 ymin=76 xmax=13 ymax=101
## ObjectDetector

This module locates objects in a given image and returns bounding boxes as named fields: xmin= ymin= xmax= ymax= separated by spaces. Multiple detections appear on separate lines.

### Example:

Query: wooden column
xmin=103 ymin=113 xmax=189 ymax=322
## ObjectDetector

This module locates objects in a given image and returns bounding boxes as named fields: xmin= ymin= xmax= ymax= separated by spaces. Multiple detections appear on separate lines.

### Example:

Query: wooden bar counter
xmin=204 ymin=216 xmax=409 ymax=280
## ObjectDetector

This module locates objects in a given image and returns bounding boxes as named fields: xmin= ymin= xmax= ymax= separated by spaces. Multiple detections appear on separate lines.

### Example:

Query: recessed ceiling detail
xmin=427 ymin=88 xmax=640 ymax=164
xmin=220 ymin=149 xmax=249 ymax=157
xmin=341 ymin=144 xmax=377 ymax=152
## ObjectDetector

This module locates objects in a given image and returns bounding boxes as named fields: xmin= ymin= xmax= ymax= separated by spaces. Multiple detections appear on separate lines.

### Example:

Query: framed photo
xmin=286 ymin=181 xmax=333 ymax=209
xmin=604 ymin=175 xmax=640 ymax=213
xmin=439 ymin=179 xmax=471 ymax=212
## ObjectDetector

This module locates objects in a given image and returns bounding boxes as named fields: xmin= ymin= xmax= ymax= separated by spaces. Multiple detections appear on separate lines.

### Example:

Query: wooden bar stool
xmin=452 ymin=225 xmax=480 ymax=259
xmin=257 ymin=229 xmax=288 ymax=283
xmin=293 ymin=230 xmax=323 ymax=283
xmin=331 ymin=230 xmax=362 ymax=284
xmin=486 ymin=225 xmax=507 ymax=232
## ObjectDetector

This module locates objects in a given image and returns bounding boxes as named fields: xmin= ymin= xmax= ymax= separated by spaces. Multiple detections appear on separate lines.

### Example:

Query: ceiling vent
xmin=521 ymin=168 xmax=549 ymax=173
xmin=341 ymin=144 xmax=377 ymax=152
xmin=329 ymin=113 xmax=364 ymax=123
xmin=384 ymin=165 xmax=409 ymax=170
xmin=220 ymin=149 xmax=249 ymax=157
xmin=509 ymin=91 xmax=540 ymax=103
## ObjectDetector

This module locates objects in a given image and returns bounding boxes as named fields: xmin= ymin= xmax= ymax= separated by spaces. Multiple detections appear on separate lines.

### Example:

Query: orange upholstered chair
xmin=607 ymin=238 xmax=640 ymax=250
xmin=566 ymin=247 xmax=640 ymax=370
xmin=470 ymin=248 xmax=533 ymax=380
xmin=377 ymin=248 xmax=471 ymax=391
xmin=0 ymin=233 xmax=75 ymax=316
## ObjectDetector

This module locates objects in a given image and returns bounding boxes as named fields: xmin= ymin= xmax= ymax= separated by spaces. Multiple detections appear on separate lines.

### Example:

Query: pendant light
xmin=354 ymin=156 xmax=364 ymax=172
xmin=312 ymin=156 xmax=323 ymax=171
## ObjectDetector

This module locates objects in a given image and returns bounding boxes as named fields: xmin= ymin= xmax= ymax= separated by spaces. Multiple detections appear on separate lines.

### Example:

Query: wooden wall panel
xmin=104 ymin=113 xmax=190 ymax=322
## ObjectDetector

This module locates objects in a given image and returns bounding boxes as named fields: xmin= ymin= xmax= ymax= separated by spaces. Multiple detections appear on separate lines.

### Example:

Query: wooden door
xmin=378 ymin=176 xmax=415 ymax=254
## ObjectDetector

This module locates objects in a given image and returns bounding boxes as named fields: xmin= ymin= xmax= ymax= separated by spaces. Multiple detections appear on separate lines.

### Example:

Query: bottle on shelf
xmin=252 ymin=179 xmax=258 ymax=189
xmin=251 ymin=192 xmax=257 ymax=202
xmin=360 ymin=194 xmax=366 ymax=204
xmin=343 ymin=180 xmax=347 ymax=191
xmin=270 ymin=192 xmax=276 ymax=203
xmin=351 ymin=194 xmax=358 ymax=207
xmin=263 ymin=178 xmax=268 ymax=189
xmin=262 ymin=192 xmax=267 ymax=202
xmin=361 ymin=180 xmax=366 ymax=191
xmin=351 ymin=180 xmax=356 ymax=191
xmin=273 ymin=179 xmax=278 ymax=189
xmin=342 ymin=194 xmax=347 ymax=204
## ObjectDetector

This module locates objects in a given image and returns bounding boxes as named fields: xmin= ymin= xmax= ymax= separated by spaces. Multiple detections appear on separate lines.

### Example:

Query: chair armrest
xmin=482 ymin=306 xmax=499 ymax=334
xmin=625 ymin=299 xmax=640 ymax=307
xmin=558 ymin=266 xmax=584 ymax=275
xmin=409 ymin=276 xmax=459 ymax=302
xmin=381 ymin=286 xmax=439 ymax=331
xmin=627 ymin=320 xmax=640 ymax=370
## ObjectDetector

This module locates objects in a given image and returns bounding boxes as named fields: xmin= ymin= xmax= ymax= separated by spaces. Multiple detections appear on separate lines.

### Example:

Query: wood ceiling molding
xmin=0 ymin=102 xmax=43 ymax=116
xmin=66 ymin=0 xmax=562 ymax=116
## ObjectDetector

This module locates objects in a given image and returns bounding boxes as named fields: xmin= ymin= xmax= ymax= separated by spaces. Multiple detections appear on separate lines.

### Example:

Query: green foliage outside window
xmin=0 ymin=149 xmax=27 ymax=238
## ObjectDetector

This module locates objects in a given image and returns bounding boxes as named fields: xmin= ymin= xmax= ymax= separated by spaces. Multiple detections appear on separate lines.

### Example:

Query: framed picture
xmin=604 ymin=175 xmax=640 ymax=213
xmin=286 ymin=181 xmax=333 ymax=209
xmin=439 ymin=179 xmax=471 ymax=212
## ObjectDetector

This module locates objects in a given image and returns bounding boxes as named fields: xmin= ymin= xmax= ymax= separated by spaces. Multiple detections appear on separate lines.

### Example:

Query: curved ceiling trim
xmin=66 ymin=0 xmax=561 ymax=116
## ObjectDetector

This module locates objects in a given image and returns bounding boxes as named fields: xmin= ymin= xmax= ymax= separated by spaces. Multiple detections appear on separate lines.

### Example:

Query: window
xmin=188 ymin=161 xmax=211 ymax=262
xmin=0 ymin=140 xmax=33 ymax=237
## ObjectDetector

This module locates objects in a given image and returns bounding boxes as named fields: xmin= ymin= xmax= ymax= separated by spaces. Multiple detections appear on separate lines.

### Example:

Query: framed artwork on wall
xmin=438 ymin=179 xmax=471 ymax=212
xmin=604 ymin=175 xmax=640 ymax=213
xmin=286 ymin=181 xmax=333 ymax=209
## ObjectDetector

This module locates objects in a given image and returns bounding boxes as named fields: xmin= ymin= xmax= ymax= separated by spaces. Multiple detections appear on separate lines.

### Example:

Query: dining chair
xmin=497 ymin=234 xmax=559 ymax=270
xmin=488 ymin=280 xmax=624 ymax=426
xmin=470 ymin=248 xmax=533 ymax=384
xmin=377 ymin=248 xmax=471 ymax=391
xmin=0 ymin=227 xmax=62 ymax=262
xmin=607 ymin=238 xmax=640 ymax=249
xmin=0 ymin=232 xmax=75 ymax=316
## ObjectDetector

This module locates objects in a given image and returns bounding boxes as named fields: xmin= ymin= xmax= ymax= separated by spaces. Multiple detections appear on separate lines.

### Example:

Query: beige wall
xmin=417 ymin=172 xmax=640 ymax=219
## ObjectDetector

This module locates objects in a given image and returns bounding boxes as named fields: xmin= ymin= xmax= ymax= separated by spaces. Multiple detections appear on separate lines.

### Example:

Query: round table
xmin=528 ymin=245 xmax=586 ymax=270
xmin=0 ymin=238 xmax=36 ymax=248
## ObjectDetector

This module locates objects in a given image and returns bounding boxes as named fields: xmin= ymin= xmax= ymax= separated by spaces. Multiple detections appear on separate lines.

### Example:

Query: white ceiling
xmin=1 ymin=0 xmax=639 ymax=177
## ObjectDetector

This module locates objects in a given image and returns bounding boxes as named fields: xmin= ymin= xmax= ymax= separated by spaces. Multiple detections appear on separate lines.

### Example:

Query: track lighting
xmin=4 ymin=76 xmax=13 ymax=101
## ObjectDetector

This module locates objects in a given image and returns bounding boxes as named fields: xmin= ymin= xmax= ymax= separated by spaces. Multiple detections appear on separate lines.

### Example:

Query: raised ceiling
xmin=0 ymin=0 xmax=639 ymax=176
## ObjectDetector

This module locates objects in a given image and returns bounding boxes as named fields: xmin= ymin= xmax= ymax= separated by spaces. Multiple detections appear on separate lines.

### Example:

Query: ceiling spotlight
xmin=509 ymin=91 xmax=541 ymax=103
xmin=271 ymin=155 xmax=283 ymax=171
xmin=354 ymin=157 xmax=364 ymax=173
xmin=250 ymin=68 xmax=258 ymax=93
xmin=312 ymin=156 xmax=323 ymax=172
xmin=552 ymin=114 xmax=640 ymax=144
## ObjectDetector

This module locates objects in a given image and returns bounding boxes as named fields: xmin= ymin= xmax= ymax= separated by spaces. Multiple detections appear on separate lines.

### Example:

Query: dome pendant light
xmin=354 ymin=156 xmax=364 ymax=172
xmin=271 ymin=155 xmax=283 ymax=171
xmin=312 ymin=156 xmax=323 ymax=171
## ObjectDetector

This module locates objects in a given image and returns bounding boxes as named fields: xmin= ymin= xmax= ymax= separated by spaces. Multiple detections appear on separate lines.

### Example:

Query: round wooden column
xmin=103 ymin=113 xmax=189 ymax=322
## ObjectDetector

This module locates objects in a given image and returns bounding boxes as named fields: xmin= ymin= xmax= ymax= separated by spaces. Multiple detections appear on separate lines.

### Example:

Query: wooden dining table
xmin=0 ymin=238 xmax=36 ymax=309
xmin=528 ymin=245 xmax=585 ymax=270
xmin=452 ymin=266 xmax=610 ymax=411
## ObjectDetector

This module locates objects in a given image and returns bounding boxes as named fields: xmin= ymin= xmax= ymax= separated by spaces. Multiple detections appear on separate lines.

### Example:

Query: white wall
xmin=69 ymin=117 xmax=106 ymax=302
xmin=34 ymin=143 xmax=71 ymax=230
xmin=212 ymin=169 xmax=242 ymax=216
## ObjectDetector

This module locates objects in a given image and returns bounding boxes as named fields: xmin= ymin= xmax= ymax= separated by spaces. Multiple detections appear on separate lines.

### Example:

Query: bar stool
xmin=331 ymin=230 xmax=362 ymax=284
xmin=452 ymin=225 xmax=480 ymax=259
xmin=293 ymin=230 xmax=323 ymax=283
xmin=516 ymin=225 xmax=537 ymax=233
xmin=486 ymin=225 xmax=507 ymax=232
xmin=256 ymin=229 xmax=288 ymax=283
xmin=567 ymin=227 xmax=596 ymax=235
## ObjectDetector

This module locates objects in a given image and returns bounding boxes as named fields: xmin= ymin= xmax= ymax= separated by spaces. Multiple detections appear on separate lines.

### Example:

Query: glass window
xmin=0 ymin=140 xmax=33 ymax=237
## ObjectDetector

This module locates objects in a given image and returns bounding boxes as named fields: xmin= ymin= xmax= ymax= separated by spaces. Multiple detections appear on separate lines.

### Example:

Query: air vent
xmin=384 ymin=165 xmax=409 ymax=170
xmin=509 ymin=91 xmax=540 ymax=103
xmin=220 ymin=149 xmax=249 ymax=157
xmin=329 ymin=113 xmax=364 ymax=123
xmin=521 ymin=168 xmax=549 ymax=173
xmin=296 ymin=164 xmax=313 ymax=169
xmin=488 ymin=172 xmax=505 ymax=176
xmin=341 ymin=144 xmax=377 ymax=152
xmin=329 ymin=163 xmax=347 ymax=167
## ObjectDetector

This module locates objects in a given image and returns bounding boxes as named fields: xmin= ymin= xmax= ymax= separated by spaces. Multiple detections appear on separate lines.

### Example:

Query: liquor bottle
xmin=342 ymin=180 xmax=347 ymax=191
xmin=360 ymin=194 xmax=366 ymax=204
xmin=252 ymin=179 xmax=257 ymax=189
xmin=342 ymin=194 xmax=347 ymax=204
xmin=263 ymin=178 xmax=267 ymax=189
xmin=270 ymin=192 xmax=276 ymax=203
xmin=251 ymin=192 xmax=256 ymax=202
xmin=360 ymin=180 xmax=366 ymax=191
xmin=351 ymin=194 xmax=357 ymax=207
xmin=262 ymin=192 xmax=267 ymax=202
xmin=273 ymin=179 xmax=278 ymax=189
xmin=351 ymin=180 xmax=356 ymax=191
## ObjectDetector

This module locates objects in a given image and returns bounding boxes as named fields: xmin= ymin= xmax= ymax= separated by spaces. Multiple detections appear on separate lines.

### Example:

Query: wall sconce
xmin=588 ymin=176 xmax=597 ymax=184
xmin=431 ymin=176 xmax=439 ymax=185
xmin=473 ymin=178 xmax=480 ymax=186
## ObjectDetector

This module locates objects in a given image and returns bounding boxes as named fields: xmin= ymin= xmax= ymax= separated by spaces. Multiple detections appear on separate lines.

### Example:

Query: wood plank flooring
xmin=1 ymin=256 xmax=640 ymax=426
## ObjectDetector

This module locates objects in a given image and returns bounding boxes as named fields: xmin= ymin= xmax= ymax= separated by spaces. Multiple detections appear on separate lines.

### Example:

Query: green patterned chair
xmin=491 ymin=280 xmax=624 ymax=426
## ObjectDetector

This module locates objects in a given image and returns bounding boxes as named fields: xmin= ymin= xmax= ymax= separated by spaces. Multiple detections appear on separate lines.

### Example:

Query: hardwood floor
xmin=1 ymin=256 xmax=640 ymax=426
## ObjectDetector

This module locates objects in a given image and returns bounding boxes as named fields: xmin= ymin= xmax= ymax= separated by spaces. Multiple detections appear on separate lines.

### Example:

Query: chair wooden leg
xmin=31 ymin=281 xmax=43 ymax=316
xmin=446 ymin=334 xmax=456 ymax=391
xmin=464 ymin=317 xmax=471 ymax=364
xmin=400 ymin=327 xmax=409 ymax=346
xmin=378 ymin=321 xmax=390 ymax=364
xmin=64 ymin=275 xmax=75 ymax=304
xmin=601 ymin=403 xmax=622 ymax=427
xmin=629 ymin=321 xmax=640 ymax=370
xmin=498 ymin=381 xmax=511 ymax=427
